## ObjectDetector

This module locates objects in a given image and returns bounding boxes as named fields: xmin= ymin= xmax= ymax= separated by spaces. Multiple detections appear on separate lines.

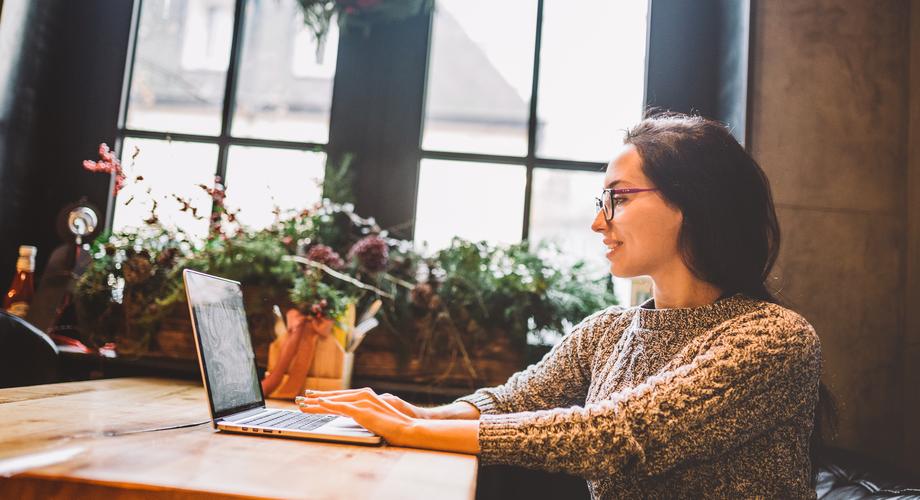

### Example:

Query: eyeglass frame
xmin=594 ymin=187 xmax=659 ymax=221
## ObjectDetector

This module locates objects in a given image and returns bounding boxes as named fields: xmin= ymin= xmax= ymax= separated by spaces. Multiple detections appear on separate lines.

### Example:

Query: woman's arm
xmin=455 ymin=306 xmax=624 ymax=416
xmin=472 ymin=313 xmax=822 ymax=479
xmin=423 ymin=401 xmax=481 ymax=420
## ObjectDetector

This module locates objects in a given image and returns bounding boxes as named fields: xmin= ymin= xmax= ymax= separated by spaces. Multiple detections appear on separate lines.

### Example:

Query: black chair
xmin=0 ymin=310 xmax=59 ymax=388
xmin=816 ymin=447 xmax=920 ymax=499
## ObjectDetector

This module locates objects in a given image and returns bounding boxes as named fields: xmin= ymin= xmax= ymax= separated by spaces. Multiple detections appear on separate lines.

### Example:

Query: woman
xmin=297 ymin=113 xmax=822 ymax=498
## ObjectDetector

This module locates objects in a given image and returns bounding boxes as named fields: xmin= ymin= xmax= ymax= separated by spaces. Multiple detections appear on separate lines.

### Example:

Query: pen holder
xmin=303 ymin=335 xmax=354 ymax=391
xmin=263 ymin=304 xmax=355 ymax=400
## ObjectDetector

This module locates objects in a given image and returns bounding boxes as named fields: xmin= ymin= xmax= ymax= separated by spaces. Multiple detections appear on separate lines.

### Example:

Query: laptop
xmin=183 ymin=269 xmax=382 ymax=445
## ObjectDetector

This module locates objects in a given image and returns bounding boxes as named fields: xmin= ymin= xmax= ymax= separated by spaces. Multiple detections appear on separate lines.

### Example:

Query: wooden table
xmin=0 ymin=378 xmax=478 ymax=499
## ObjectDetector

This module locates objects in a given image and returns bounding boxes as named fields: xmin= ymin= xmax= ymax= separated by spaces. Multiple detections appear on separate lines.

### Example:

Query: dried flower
xmin=83 ymin=143 xmax=127 ymax=195
xmin=122 ymin=255 xmax=153 ymax=285
xmin=143 ymin=199 xmax=159 ymax=226
xmin=156 ymin=247 xmax=179 ymax=267
xmin=199 ymin=176 xmax=235 ymax=237
xmin=347 ymin=235 xmax=388 ymax=274
xmin=410 ymin=282 xmax=433 ymax=309
xmin=307 ymin=244 xmax=345 ymax=270
xmin=173 ymin=194 xmax=200 ymax=219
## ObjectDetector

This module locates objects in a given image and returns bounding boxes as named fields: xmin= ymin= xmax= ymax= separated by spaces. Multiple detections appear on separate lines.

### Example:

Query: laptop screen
xmin=184 ymin=270 xmax=263 ymax=417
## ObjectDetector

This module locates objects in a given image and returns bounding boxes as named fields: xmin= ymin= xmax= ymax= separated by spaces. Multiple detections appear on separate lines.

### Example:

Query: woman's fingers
xmin=298 ymin=397 xmax=415 ymax=447
xmin=300 ymin=388 xmax=388 ymax=407
xmin=296 ymin=394 xmax=384 ymax=415
xmin=298 ymin=392 xmax=397 ymax=415
xmin=301 ymin=387 xmax=375 ymax=398
xmin=298 ymin=388 xmax=424 ymax=419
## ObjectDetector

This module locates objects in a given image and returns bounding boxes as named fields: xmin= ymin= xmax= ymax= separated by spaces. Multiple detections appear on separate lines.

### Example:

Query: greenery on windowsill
xmin=74 ymin=147 xmax=617 ymax=383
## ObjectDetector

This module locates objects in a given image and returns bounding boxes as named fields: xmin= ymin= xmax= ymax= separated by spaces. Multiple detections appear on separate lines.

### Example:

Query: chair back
xmin=0 ymin=311 xmax=59 ymax=388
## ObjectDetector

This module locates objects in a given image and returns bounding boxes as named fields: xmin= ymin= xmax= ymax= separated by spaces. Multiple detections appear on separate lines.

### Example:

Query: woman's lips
xmin=604 ymin=240 xmax=623 ymax=258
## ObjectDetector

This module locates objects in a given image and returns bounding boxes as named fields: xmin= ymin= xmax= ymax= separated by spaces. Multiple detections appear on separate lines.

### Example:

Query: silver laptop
xmin=183 ymin=269 xmax=381 ymax=445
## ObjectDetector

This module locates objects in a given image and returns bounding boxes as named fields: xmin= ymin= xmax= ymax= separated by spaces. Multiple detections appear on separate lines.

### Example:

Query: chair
xmin=815 ymin=447 xmax=920 ymax=499
xmin=0 ymin=310 xmax=59 ymax=388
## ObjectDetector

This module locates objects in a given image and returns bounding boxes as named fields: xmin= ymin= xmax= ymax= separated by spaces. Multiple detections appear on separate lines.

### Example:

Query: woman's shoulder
xmin=725 ymin=296 xmax=820 ymax=351
xmin=570 ymin=304 xmax=630 ymax=340
xmin=580 ymin=303 xmax=630 ymax=326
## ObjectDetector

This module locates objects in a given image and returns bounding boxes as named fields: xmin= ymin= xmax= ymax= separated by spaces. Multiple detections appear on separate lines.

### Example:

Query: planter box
xmin=86 ymin=289 xmax=525 ymax=389
xmin=351 ymin=324 xmax=524 ymax=389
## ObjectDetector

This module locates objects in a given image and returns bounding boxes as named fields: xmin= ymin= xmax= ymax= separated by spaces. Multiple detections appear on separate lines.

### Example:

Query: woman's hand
xmin=299 ymin=388 xmax=431 ymax=419
xmin=296 ymin=387 xmax=422 ymax=447
xmin=297 ymin=387 xmax=481 ymax=454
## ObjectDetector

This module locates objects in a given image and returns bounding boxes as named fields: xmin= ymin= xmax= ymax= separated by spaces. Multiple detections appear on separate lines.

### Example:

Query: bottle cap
xmin=18 ymin=245 xmax=37 ymax=257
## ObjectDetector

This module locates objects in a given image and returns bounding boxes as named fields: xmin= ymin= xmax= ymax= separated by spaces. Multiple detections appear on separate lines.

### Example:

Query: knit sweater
xmin=456 ymin=294 xmax=821 ymax=499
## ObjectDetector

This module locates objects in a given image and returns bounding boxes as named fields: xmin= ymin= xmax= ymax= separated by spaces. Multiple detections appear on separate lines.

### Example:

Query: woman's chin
xmin=608 ymin=258 xmax=640 ymax=279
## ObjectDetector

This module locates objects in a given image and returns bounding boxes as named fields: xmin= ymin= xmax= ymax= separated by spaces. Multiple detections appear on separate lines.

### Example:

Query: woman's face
xmin=591 ymin=145 xmax=684 ymax=278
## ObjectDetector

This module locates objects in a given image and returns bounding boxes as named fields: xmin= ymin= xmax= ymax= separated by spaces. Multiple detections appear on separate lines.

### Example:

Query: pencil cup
xmin=303 ymin=334 xmax=354 ymax=391
xmin=264 ymin=304 xmax=356 ymax=399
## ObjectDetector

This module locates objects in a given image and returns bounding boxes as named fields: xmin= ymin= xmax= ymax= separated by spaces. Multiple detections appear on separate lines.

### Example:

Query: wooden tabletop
xmin=0 ymin=378 xmax=478 ymax=499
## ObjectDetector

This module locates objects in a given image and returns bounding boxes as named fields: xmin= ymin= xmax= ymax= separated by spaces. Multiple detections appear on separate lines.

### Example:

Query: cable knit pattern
xmin=455 ymin=294 xmax=821 ymax=499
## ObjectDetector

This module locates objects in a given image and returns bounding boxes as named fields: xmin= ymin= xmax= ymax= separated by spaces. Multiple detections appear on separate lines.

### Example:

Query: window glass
xmin=125 ymin=0 xmax=235 ymax=135
xmin=528 ymin=167 xmax=633 ymax=305
xmin=223 ymin=146 xmax=326 ymax=230
xmin=232 ymin=0 xmax=337 ymax=143
xmin=528 ymin=168 xmax=605 ymax=271
xmin=422 ymin=0 xmax=537 ymax=156
xmin=414 ymin=159 xmax=526 ymax=251
xmin=112 ymin=138 xmax=218 ymax=240
xmin=535 ymin=0 xmax=648 ymax=162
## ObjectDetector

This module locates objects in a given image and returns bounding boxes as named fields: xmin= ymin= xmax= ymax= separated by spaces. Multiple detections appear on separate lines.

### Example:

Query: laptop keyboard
xmin=236 ymin=410 xmax=337 ymax=432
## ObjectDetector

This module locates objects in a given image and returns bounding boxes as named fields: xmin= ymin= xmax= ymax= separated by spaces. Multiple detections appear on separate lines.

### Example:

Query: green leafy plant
xmin=375 ymin=239 xmax=616 ymax=381
xmin=290 ymin=270 xmax=350 ymax=321
xmin=75 ymin=226 xmax=190 ymax=351
xmin=75 ymin=144 xmax=616 ymax=379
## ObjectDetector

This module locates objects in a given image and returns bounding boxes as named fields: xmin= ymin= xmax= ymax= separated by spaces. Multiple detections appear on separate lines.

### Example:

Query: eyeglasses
xmin=594 ymin=188 xmax=659 ymax=221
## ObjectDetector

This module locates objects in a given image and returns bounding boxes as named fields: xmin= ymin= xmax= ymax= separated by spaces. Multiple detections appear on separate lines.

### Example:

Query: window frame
xmin=418 ymin=0 xmax=645 ymax=242
xmin=110 ymin=0 xmax=330 ymax=230
xmin=111 ymin=0 xmax=750 ymax=246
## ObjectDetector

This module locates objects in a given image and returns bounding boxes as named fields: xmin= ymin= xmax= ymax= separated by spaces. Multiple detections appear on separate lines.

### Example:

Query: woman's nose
xmin=591 ymin=209 xmax=607 ymax=233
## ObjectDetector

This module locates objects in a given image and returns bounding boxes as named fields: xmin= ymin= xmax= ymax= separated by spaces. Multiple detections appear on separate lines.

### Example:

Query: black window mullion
xmin=215 ymin=0 xmax=248 ymax=190
xmin=421 ymin=149 xmax=526 ymax=167
xmin=535 ymin=158 xmax=606 ymax=172
xmin=109 ymin=0 xmax=145 ymax=231
xmin=521 ymin=0 xmax=544 ymax=242
xmin=116 ymin=0 xmax=143 ymax=132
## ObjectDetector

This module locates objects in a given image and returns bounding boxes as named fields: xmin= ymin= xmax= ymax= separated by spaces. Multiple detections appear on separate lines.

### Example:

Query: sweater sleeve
xmin=475 ymin=310 xmax=822 ymax=480
xmin=454 ymin=305 xmax=626 ymax=415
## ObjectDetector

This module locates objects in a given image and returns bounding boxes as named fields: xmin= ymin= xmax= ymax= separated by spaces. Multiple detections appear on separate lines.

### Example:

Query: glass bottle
xmin=3 ymin=245 xmax=37 ymax=318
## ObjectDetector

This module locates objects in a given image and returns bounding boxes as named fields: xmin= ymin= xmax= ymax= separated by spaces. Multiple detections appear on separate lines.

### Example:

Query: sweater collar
xmin=634 ymin=293 xmax=754 ymax=330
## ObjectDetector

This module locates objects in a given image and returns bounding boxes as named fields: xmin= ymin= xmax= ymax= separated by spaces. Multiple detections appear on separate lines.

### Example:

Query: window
xmin=416 ymin=0 xmax=650 ymax=303
xmin=114 ymin=0 xmax=336 ymax=238
xmin=114 ymin=0 xmax=648 ymax=304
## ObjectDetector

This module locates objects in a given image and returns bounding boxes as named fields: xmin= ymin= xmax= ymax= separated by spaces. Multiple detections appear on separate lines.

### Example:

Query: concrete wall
xmin=748 ymin=0 xmax=917 ymax=470
xmin=905 ymin=0 xmax=920 ymax=474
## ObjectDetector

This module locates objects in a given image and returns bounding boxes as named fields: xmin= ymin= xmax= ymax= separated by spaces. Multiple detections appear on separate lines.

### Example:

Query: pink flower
xmin=83 ymin=143 xmax=127 ymax=196
xmin=347 ymin=235 xmax=388 ymax=274
xmin=307 ymin=244 xmax=345 ymax=270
